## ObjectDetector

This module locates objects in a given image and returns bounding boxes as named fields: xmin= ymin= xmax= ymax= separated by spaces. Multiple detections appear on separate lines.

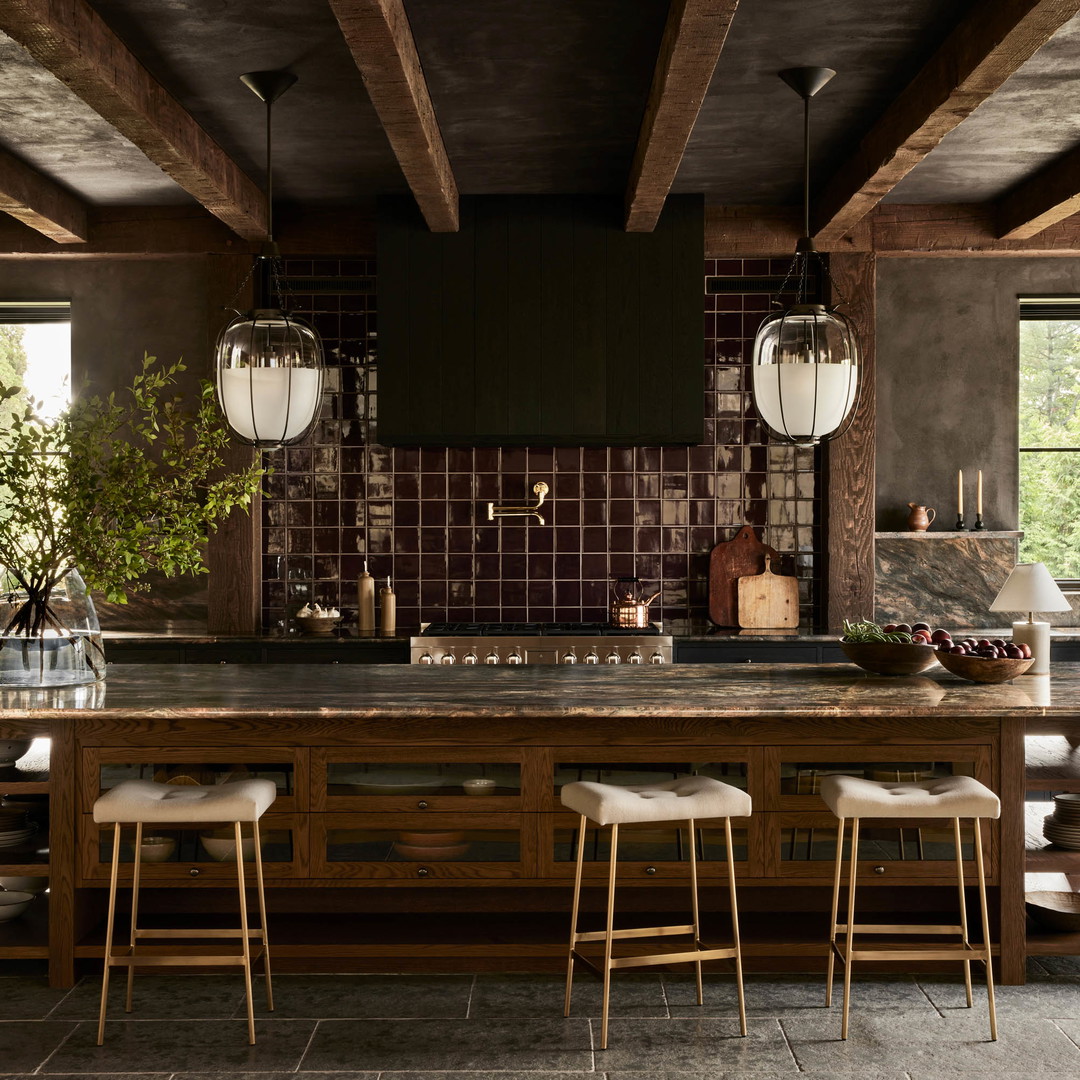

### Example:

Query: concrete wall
xmin=0 ymin=255 xmax=221 ymax=630
xmin=876 ymin=257 xmax=1080 ymax=533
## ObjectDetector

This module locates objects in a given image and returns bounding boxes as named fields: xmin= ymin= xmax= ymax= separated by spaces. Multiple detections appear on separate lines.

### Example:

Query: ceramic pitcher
xmin=906 ymin=503 xmax=936 ymax=531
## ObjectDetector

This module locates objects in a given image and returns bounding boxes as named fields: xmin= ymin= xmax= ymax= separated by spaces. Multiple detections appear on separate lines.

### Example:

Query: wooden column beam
xmin=0 ymin=145 xmax=87 ymax=242
xmin=329 ymin=0 xmax=459 ymax=233
xmin=824 ymin=252 xmax=876 ymax=632
xmin=625 ymin=0 xmax=739 ymax=233
xmin=0 ymin=0 xmax=266 ymax=240
xmin=995 ymin=144 xmax=1080 ymax=239
xmin=813 ymin=0 xmax=1080 ymax=243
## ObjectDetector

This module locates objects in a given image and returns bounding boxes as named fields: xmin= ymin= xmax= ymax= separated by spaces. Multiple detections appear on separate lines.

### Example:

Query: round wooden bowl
xmin=1025 ymin=891 xmax=1080 ymax=932
xmin=295 ymin=615 xmax=340 ymax=636
xmin=839 ymin=640 xmax=939 ymax=676
xmin=936 ymin=650 xmax=1033 ymax=683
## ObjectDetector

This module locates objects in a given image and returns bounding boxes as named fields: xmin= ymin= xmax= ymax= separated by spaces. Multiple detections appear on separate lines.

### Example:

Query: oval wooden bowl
xmin=936 ymin=650 xmax=1033 ymax=683
xmin=839 ymin=640 xmax=939 ymax=676
xmin=1025 ymin=891 xmax=1080 ymax=933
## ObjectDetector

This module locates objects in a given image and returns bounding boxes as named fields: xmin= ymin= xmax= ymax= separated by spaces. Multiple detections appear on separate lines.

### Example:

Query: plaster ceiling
xmin=0 ymin=0 xmax=1077 ymax=230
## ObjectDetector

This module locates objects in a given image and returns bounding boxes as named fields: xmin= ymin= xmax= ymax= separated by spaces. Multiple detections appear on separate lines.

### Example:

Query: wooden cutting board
xmin=707 ymin=525 xmax=779 ymax=627
xmin=738 ymin=554 xmax=799 ymax=628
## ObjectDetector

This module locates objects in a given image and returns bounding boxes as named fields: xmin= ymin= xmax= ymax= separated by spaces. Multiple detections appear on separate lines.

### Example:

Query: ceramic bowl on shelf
xmin=0 ymin=890 xmax=34 ymax=922
xmin=462 ymin=778 xmax=497 ymax=795
xmin=936 ymin=651 xmax=1034 ymax=683
xmin=199 ymin=829 xmax=259 ymax=862
xmin=138 ymin=835 xmax=176 ymax=862
xmin=0 ymin=875 xmax=47 ymax=894
xmin=1026 ymin=891 xmax=1080 ymax=932
xmin=0 ymin=740 xmax=31 ymax=767
xmin=839 ymin=641 xmax=939 ymax=676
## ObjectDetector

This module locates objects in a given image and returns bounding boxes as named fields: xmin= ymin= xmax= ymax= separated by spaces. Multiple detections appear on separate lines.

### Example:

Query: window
xmin=0 ymin=301 xmax=71 ymax=422
xmin=1018 ymin=298 xmax=1080 ymax=584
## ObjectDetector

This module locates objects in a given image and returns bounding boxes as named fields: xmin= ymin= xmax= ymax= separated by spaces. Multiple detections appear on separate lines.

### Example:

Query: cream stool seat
xmin=94 ymin=779 xmax=276 ymax=1046
xmin=819 ymin=773 xmax=1000 ymax=1041
xmin=561 ymin=776 xmax=751 ymax=1049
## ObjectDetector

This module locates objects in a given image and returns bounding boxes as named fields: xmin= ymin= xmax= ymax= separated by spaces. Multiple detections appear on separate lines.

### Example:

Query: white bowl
xmin=199 ymin=832 xmax=258 ymax=862
xmin=139 ymin=836 xmax=176 ymax=863
xmin=0 ymin=740 xmax=31 ymax=767
xmin=0 ymin=891 xmax=34 ymax=921
xmin=462 ymin=778 xmax=497 ymax=795
xmin=0 ymin=876 xmax=47 ymax=894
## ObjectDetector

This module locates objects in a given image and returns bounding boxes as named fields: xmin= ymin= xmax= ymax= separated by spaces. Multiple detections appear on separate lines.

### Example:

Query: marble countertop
xmin=1 ymin=662 xmax=1073 ymax=719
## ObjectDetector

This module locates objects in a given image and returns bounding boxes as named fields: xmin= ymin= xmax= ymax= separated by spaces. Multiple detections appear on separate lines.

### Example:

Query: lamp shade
xmin=751 ymin=303 xmax=858 ymax=444
xmin=215 ymin=308 xmax=324 ymax=448
xmin=989 ymin=562 xmax=1071 ymax=613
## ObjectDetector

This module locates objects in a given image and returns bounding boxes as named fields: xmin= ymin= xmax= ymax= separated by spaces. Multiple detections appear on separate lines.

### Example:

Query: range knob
xmin=462 ymin=651 xmax=478 ymax=665
xmin=649 ymin=651 xmax=665 ymax=665
xmin=440 ymin=648 xmax=456 ymax=665
xmin=627 ymin=649 xmax=643 ymax=664
xmin=561 ymin=649 xmax=578 ymax=665
xmin=418 ymin=653 xmax=434 ymax=665
xmin=484 ymin=649 xmax=500 ymax=665
xmin=583 ymin=650 xmax=600 ymax=665
xmin=605 ymin=650 xmax=621 ymax=664
xmin=507 ymin=648 xmax=523 ymax=665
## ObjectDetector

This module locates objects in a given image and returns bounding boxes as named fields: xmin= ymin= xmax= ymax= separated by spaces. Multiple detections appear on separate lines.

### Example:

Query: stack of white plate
xmin=0 ymin=809 xmax=36 ymax=849
xmin=1043 ymin=793 xmax=1080 ymax=850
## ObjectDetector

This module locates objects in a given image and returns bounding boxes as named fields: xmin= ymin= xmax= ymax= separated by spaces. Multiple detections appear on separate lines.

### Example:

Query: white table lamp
xmin=989 ymin=562 xmax=1072 ymax=674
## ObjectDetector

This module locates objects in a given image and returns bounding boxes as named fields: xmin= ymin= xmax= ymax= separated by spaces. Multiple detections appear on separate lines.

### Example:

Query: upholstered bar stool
xmin=819 ymin=773 xmax=1000 ymax=1041
xmin=561 ymin=776 xmax=752 ymax=1050
xmin=93 ymin=778 xmax=277 ymax=1045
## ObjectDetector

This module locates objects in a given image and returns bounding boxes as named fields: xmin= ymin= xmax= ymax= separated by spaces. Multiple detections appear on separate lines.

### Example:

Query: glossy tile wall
xmin=261 ymin=258 xmax=821 ymax=633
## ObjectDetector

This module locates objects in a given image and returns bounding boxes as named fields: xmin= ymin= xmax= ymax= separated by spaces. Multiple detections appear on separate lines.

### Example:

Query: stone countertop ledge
xmin=0 ymin=662 xmax=1072 ymax=719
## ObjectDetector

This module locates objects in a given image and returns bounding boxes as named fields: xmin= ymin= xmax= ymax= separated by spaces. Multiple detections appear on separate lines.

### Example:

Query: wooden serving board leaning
xmin=707 ymin=525 xmax=780 ymax=626
xmin=737 ymin=554 xmax=799 ymax=628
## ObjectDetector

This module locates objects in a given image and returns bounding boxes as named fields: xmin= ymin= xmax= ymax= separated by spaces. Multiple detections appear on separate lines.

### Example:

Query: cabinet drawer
xmin=310 ymin=812 xmax=532 ymax=880
xmin=313 ymin=747 xmax=534 ymax=811
xmin=542 ymin=810 xmax=757 ymax=880
xmin=80 ymin=747 xmax=307 ymax=815
xmin=79 ymin=811 xmax=306 ymax=883
xmin=767 ymin=811 xmax=995 ymax=883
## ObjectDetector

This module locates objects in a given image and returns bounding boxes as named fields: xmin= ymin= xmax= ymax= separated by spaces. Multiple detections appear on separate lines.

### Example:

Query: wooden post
xmin=823 ymin=252 xmax=876 ymax=631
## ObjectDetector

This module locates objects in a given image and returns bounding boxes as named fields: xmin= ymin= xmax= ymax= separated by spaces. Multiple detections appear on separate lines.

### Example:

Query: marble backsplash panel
xmin=875 ymin=531 xmax=1080 ymax=628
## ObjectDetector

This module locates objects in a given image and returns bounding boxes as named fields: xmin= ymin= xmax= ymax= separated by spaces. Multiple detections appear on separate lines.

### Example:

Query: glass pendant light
xmin=751 ymin=67 xmax=859 ymax=446
xmin=215 ymin=71 xmax=324 ymax=449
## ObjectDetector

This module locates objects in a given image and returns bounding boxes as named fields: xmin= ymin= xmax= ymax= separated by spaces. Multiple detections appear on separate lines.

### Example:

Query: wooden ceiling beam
xmin=624 ymin=0 xmax=739 ymax=233
xmin=995 ymin=144 xmax=1080 ymax=239
xmin=812 ymin=0 xmax=1080 ymax=243
xmin=329 ymin=0 xmax=459 ymax=233
xmin=0 ymin=0 xmax=266 ymax=240
xmin=0 ymin=144 xmax=87 ymax=243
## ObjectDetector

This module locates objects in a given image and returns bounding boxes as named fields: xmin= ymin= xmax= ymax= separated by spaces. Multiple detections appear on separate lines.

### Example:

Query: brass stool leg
xmin=973 ymin=818 xmax=998 ymax=1041
xmin=252 ymin=819 xmax=273 ymax=1011
xmin=564 ymin=813 xmax=587 ymax=1017
xmin=688 ymin=817 xmax=703 ymax=1006
xmin=725 ymin=817 xmax=747 ymax=1036
xmin=235 ymin=822 xmax=256 ymax=1045
xmin=600 ymin=822 xmax=619 ymax=1052
xmin=953 ymin=817 xmax=973 ymax=1007
xmin=826 ymin=816 xmax=844 ymax=1006
xmin=841 ymin=818 xmax=860 ymax=1040
xmin=125 ymin=821 xmax=143 ymax=1013
xmin=97 ymin=822 xmax=122 ymax=1045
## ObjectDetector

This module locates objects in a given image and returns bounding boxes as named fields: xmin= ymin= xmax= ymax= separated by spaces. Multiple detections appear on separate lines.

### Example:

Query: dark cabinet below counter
xmin=105 ymin=640 xmax=410 ymax=665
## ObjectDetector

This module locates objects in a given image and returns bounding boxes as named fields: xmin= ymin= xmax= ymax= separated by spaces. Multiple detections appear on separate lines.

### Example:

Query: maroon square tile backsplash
xmin=261 ymin=257 xmax=822 ymax=633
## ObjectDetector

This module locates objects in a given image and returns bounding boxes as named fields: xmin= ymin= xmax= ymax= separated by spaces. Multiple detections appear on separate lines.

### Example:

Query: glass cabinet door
xmin=770 ymin=812 xmax=993 ymax=882
xmin=81 ymin=813 xmax=304 ymax=882
xmin=82 ymin=747 xmax=305 ymax=813
xmin=546 ymin=812 xmax=751 ymax=880
xmin=314 ymin=748 xmax=525 ymax=811
xmin=311 ymin=813 xmax=527 ymax=879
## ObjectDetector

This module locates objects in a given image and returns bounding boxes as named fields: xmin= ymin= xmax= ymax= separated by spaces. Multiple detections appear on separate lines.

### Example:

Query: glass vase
xmin=0 ymin=568 xmax=105 ymax=687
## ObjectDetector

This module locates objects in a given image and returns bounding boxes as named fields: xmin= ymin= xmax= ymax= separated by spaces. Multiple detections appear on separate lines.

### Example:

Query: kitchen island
xmin=1 ymin=662 xmax=1071 ymax=988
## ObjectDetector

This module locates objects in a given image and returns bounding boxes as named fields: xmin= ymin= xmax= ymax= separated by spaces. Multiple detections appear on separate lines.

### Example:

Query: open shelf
xmin=1025 ymin=799 xmax=1080 ymax=870
xmin=0 ymin=893 xmax=49 ymax=958
xmin=1026 ymin=736 xmax=1080 ymax=791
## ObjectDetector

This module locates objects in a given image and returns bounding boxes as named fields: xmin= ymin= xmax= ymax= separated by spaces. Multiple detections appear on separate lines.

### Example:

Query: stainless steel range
xmin=410 ymin=622 xmax=673 ymax=665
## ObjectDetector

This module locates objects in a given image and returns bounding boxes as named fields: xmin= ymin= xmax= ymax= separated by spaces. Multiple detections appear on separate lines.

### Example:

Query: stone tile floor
xmin=1 ymin=957 xmax=1079 ymax=1078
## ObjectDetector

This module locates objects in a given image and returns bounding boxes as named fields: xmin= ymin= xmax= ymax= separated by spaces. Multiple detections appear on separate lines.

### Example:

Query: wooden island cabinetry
xmin=1 ymin=663 xmax=1071 ymax=988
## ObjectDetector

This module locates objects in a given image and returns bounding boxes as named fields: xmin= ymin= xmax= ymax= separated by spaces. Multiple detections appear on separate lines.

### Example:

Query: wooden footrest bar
xmin=134 ymin=928 xmax=266 ymax=940
xmin=609 ymin=946 xmax=738 ymax=970
xmin=835 ymin=923 xmax=965 ymax=935
xmin=574 ymin=924 xmax=695 ymax=944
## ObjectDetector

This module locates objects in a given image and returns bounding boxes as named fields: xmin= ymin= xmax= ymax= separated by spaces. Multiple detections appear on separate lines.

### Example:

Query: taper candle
xmin=957 ymin=469 xmax=963 ymax=517
xmin=977 ymin=470 xmax=983 ymax=516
